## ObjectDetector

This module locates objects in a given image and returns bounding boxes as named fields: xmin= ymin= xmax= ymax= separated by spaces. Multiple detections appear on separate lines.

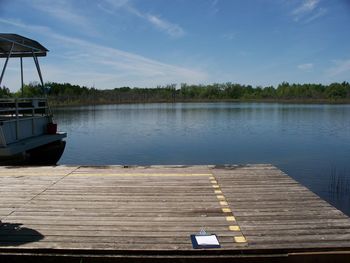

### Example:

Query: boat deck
xmin=0 ymin=164 xmax=349 ymax=262
xmin=0 ymin=133 xmax=66 ymax=156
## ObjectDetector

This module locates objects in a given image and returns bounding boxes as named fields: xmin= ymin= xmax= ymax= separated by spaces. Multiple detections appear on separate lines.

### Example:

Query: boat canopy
xmin=0 ymin=34 xmax=48 ymax=58
xmin=0 ymin=33 xmax=48 ymax=91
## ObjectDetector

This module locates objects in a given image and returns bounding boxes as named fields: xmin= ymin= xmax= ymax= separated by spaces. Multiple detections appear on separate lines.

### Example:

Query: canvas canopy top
xmin=0 ymin=33 xmax=48 ymax=58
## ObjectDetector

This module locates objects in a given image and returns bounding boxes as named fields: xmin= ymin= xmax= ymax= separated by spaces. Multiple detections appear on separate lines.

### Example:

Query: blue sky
xmin=0 ymin=0 xmax=350 ymax=91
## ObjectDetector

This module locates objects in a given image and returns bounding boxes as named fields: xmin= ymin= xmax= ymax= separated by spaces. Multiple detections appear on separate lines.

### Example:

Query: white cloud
xmin=292 ymin=0 xmax=319 ymax=16
xmin=304 ymin=8 xmax=327 ymax=23
xmin=35 ymin=0 xmax=185 ymax=38
xmin=146 ymin=15 xmax=184 ymax=38
xmin=327 ymin=59 xmax=350 ymax=77
xmin=25 ymin=0 xmax=95 ymax=34
xmin=0 ymin=18 xmax=206 ymax=90
xmin=291 ymin=0 xmax=326 ymax=23
xmin=98 ymin=0 xmax=185 ymax=38
xmin=298 ymin=63 xmax=314 ymax=71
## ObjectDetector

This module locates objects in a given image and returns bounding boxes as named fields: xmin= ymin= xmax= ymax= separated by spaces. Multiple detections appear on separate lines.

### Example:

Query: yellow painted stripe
xmin=222 ymin=207 xmax=231 ymax=213
xmin=216 ymin=195 xmax=225 ymax=200
xmin=69 ymin=173 xmax=212 ymax=177
xmin=226 ymin=216 xmax=236 ymax=222
xmin=229 ymin=225 xmax=240 ymax=231
xmin=234 ymin=236 xmax=247 ymax=243
xmin=207 ymin=177 xmax=247 ymax=245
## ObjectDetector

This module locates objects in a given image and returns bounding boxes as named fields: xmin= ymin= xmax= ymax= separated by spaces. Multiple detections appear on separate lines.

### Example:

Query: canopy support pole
xmin=32 ymin=51 xmax=44 ymax=89
xmin=20 ymin=57 xmax=24 ymax=97
xmin=0 ymin=43 xmax=14 ymax=86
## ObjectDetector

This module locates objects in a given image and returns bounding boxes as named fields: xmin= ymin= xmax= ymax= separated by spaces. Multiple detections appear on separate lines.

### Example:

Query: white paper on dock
xmin=195 ymin=235 xmax=219 ymax=246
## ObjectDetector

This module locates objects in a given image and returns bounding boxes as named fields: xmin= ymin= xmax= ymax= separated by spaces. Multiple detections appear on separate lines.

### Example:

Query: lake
xmin=53 ymin=102 xmax=350 ymax=216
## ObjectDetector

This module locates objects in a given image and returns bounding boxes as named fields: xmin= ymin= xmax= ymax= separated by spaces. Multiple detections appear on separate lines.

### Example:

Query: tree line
xmin=0 ymin=81 xmax=349 ymax=105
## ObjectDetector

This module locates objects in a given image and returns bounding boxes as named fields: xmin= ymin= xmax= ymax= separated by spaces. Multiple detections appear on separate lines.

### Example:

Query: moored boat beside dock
xmin=0 ymin=34 xmax=66 ymax=165
xmin=0 ymin=98 xmax=66 ymax=165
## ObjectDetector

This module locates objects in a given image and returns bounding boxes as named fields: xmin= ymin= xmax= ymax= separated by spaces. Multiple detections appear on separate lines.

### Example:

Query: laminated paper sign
xmin=190 ymin=234 xmax=220 ymax=249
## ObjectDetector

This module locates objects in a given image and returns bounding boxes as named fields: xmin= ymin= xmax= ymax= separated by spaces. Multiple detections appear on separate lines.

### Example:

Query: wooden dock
xmin=0 ymin=164 xmax=349 ymax=262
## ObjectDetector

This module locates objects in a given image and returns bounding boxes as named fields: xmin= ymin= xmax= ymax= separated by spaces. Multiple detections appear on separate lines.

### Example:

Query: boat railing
xmin=0 ymin=97 xmax=49 ymax=113
xmin=0 ymin=98 xmax=52 ymax=147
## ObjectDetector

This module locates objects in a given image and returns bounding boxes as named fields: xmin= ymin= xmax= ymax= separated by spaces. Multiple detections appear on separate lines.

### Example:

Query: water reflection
xmin=52 ymin=103 xmax=350 ymax=216
xmin=328 ymin=166 xmax=350 ymax=212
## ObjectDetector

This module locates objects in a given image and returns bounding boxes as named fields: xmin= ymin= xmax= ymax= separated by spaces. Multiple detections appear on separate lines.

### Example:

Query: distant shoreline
xmin=50 ymin=98 xmax=350 ymax=107
xmin=6 ymin=81 xmax=350 ymax=107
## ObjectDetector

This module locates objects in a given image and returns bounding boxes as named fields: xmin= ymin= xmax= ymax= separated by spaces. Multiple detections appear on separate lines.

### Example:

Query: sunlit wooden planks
xmin=0 ymin=166 xmax=77 ymax=220
xmin=0 ymin=164 xmax=349 ymax=262
xmin=212 ymin=165 xmax=350 ymax=250
xmin=0 ymin=165 xmax=243 ymax=251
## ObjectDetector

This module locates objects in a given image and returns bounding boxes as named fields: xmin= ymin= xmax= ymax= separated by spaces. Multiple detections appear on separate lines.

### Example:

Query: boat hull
xmin=0 ymin=140 xmax=66 ymax=166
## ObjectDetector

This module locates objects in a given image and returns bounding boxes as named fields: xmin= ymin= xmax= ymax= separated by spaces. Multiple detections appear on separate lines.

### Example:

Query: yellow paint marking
xmin=226 ymin=216 xmax=236 ymax=222
xmin=234 ymin=236 xmax=247 ymax=243
xmin=222 ymin=207 xmax=231 ymax=213
xmin=216 ymin=195 xmax=225 ymax=200
xmin=229 ymin=226 xmax=240 ymax=231
xmin=69 ymin=173 xmax=211 ymax=177
xmin=207 ymin=177 xmax=246 ymax=245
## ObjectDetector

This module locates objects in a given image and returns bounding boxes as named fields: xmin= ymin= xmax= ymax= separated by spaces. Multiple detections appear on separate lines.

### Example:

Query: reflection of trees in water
xmin=328 ymin=166 xmax=350 ymax=197
xmin=51 ymin=106 xmax=97 ymax=125
xmin=0 ymin=222 xmax=44 ymax=246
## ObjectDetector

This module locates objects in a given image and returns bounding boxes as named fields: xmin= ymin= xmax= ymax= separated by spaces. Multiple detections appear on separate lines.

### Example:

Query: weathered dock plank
xmin=0 ymin=164 xmax=349 ymax=262
xmin=212 ymin=166 xmax=350 ymax=251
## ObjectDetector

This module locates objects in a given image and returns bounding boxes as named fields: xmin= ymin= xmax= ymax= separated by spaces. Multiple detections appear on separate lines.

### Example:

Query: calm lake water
xmin=53 ymin=103 xmax=350 ymax=216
